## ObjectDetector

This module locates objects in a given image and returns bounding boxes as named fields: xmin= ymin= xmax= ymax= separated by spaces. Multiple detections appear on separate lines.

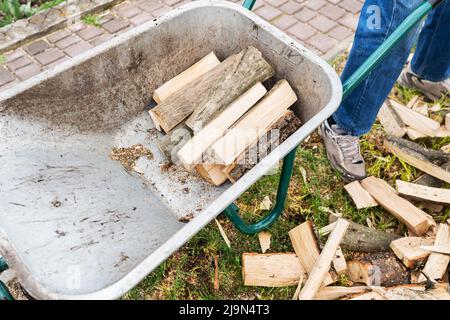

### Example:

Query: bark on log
xmin=327 ymin=217 xmax=400 ymax=253
xmin=157 ymin=124 xmax=192 ymax=164
xmin=185 ymin=46 xmax=275 ymax=133
xmin=346 ymin=252 xmax=410 ymax=287
xmin=386 ymin=135 xmax=450 ymax=163
xmin=223 ymin=110 xmax=301 ymax=182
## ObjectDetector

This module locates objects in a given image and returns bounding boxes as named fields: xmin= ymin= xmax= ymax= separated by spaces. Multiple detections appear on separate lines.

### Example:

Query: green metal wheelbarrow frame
xmin=0 ymin=0 xmax=445 ymax=300
xmin=223 ymin=0 xmax=445 ymax=235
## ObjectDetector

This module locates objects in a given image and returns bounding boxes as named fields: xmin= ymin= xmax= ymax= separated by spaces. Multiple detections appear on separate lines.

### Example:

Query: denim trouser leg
xmin=333 ymin=0 xmax=422 ymax=136
xmin=411 ymin=0 xmax=450 ymax=82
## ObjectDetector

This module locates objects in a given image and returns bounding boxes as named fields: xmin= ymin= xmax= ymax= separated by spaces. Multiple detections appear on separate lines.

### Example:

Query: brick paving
xmin=0 ymin=0 xmax=363 ymax=93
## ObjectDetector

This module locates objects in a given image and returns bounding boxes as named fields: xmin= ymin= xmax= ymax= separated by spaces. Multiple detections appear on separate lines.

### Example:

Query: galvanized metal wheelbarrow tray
xmin=0 ymin=0 xmax=442 ymax=300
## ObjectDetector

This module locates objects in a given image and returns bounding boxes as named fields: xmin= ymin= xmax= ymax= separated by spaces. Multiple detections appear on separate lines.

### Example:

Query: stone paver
xmin=0 ymin=0 xmax=363 ymax=93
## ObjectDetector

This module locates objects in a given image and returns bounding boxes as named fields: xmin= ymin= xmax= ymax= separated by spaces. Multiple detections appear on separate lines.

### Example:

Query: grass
xmin=0 ymin=54 xmax=5 ymax=65
xmin=82 ymin=14 xmax=101 ymax=28
xmin=122 ymin=53 xmax=449 ymax=300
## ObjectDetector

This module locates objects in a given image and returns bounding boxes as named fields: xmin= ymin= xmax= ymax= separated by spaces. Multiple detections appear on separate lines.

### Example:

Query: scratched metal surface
xmin=0 ymin=1 xmax=342 ymax=299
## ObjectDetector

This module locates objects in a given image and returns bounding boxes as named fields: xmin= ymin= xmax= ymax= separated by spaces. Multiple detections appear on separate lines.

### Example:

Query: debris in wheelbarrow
xmin=147 ymin=46 xmax=302 ymax=186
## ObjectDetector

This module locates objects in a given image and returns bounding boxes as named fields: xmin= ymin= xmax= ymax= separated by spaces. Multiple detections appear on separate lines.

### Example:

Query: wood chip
xmin=258 ymin=231 xmax=271 ymax=253
xmin=344 ymin=181 xmax=378 ymax=209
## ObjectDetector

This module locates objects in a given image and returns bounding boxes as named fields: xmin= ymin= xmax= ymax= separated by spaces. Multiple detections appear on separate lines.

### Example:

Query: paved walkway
xmin=0 ymin=0 xmax=362 ymax=93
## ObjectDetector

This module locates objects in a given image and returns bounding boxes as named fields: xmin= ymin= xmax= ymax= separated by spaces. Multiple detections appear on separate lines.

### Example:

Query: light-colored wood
xmin=389 ymin=99 xmax=440 ymax=136
xmin=384 ymin=139 xmax=450 ymax=184
xmin=446 ymin=113 xmax=450 ymax=131
xmin=377 ymin=103 xmax=407 ymax=137
xmin=406 ymin=128 xmax=427 ymax=140
xmin=366 ymin=284 xmax=450 ymax=300
xmin=298 ymin=219 xmax=349 ymax=300
xmin=436 ymin=126 xmax=450 ymax=138
xmin=150 ymin=46 xmax=274 ymax=133
xmin=418 ymin=224 xmax=450 ymax=282
xmin=442 ymin=144 xmax=450 ymax=153
xmin=406 ymin=95 xmax=420 ymax=109
xmin=396 ymin=180 xmax=450 ymax=205
xmin=386 ymin=135 xmax=449 ymax=162
xmin=420 ymin=244 xmax=450 ymax=255
xmin=210 ymin=80 xmax=297 ymax=165
xmin=215 ymin=219 xmax=231 ymax=249
xmin=360 ymin=176 xmax=434 ymax=236
xmin=314 ymin=286 xmax=369 ymax=300
xmin=195 ymin=164 xmax=228 ymax=186
xmin=258 ymin=231 xmax=271 ymax=253
xmin=346 ymin=252 xmax=409 ymax=286
xmin=242 ymin=253 xmax=306 ymax=287
xmin=344 ymin=181 xmax=378 ymax=209
xmin=153 ymin=52 xmax=221 ymax=104
xmin=390 ymin=237 xmax=434 ymax=268
xmin=185 ymin=47 xmax=274 ymax=132
xmin=318 ymin=222 xmax=336 ymax=236
xmin=177 ymin=82 xmax=267 ymax=170
xmin=288 ymin=221 xmax=336 ymax=287
xmin=332 ymin=246 xmax=347 ymax=274
xmin=213 ymin=255 xmax=219 ymax=291
xmin=411 ymin=104 xmax=428 ymax=117
xmin=292 ymin=273 xmax=305 ymax=300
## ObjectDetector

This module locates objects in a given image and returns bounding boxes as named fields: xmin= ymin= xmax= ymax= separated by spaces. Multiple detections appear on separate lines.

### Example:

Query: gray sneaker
xmin=398 ymin=66 xmax=449 ymax=101
xmin=319 ymin=120 xmax=367 ymax=182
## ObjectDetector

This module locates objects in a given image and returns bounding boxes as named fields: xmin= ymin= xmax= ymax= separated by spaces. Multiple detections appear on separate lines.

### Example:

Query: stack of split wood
xmin=242 ymin=210 xmax=450 ymax=300
xmin=377 ymin=97 xmax=449 ymax=141
xmin=149 ymin=47 xmax=302 ymax=186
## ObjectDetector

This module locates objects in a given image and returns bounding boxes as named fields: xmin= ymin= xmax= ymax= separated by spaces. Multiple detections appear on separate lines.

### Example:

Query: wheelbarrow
xmin=0 ymin=0 xmax=443 ymax=300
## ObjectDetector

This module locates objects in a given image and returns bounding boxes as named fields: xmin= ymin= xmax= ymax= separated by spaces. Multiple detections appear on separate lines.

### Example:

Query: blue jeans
xmin=333 ymin=0 xmax=450 ymax=136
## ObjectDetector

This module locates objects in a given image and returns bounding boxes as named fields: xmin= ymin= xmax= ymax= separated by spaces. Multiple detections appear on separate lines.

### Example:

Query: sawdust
xmin=110 ymin=144 xmax=154 ymax=172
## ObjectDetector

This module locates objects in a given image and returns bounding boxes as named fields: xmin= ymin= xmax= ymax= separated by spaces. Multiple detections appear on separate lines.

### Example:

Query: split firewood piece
xmin=420 ymin=244 xmax=450 ymax=255
xmin=344 ymin=181 xmax=378 ymax=209
xmin=389 ymin=99 xmax=440 ymax=136
xmin=215 ymin=219 xmax=231 ymax=249
xmin=396 ymin=180 xmax=450 ymax=205
xmin=361 ymin=176 xmax=434 ymax=236
xmin=314 ymin=286 xmax=369 ymax=300
xmin=414 ymin=162 xmax=450 ymax=189
xmin=223 ymin=110 xmax=301 ymax=182
xmin=384 ymin=139 xmax=450 ymax=185
xmin=289 ymin=221 xmax=337 ymax=287
xmin=445 ymin=113 xmax=450 ymax=130
xmin=150 ymin=46 xmax=274 ymax=133
xmin=258 ymin=231 xmax=271 ymax=253
xmin=177 ymin=82 xmax=267 ymax=171
xmin=298 ymin=219 xmax=349 ymax=300
xmin=390 ymin=237 xmax=434 ymax=268
xmin=406 ymin=128 xmax=427 ymax=140
xmin=377 ymin=102 xmax=407 ymax=137
xmin=365 ymin=284 xmax=450 ymax=300
xmin=436 ymin=126 xmax=450 ymax=138
xmin=332 ymin=246 xmax=347 ymax=275
xmin=385 ymin=135 xmax=450 ymax=163
xmin=185 ymin=47 xmax=274 ymax=132
xmin=406 ymin=95 xmax=420 ymax=109
xmin=157 ymin=123 xmax=192 ymax=163
xmin=418 ymin=224 xmax=450 ymax=283
xmin=242 ymin=253 xmax=306 ymax=287
xmin=346 ymin=252 xmax=409 ymax=287
xmin=195 ymin=163 xmax=228 ymax=186
xmin=210 ymin=80 xmax=297 ymax=166
xmin=350 ymin=291 xmax=387 ymax=300
xmin=324 ymin=218 xmax=399 ymax=252
xmin=153 ymin=52 xmax=220 ymax=105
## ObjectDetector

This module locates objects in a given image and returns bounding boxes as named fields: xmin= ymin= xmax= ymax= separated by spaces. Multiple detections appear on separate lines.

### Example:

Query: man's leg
xmin=320 ymin=0 xmax=421 ymax=181
xmin=399 ymin=0 xmax=450 ymax=100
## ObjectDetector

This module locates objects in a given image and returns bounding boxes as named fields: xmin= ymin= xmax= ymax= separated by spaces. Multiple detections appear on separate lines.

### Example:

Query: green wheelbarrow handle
xmin=223 ymin=0 xmax=445 ymax=235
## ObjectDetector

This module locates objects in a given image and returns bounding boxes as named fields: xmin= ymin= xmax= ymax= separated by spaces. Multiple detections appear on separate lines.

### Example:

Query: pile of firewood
xmin=241 ymin=95 xmax=450 ymax=300
xmin=149 ymin=47 xmax=302 ymax=186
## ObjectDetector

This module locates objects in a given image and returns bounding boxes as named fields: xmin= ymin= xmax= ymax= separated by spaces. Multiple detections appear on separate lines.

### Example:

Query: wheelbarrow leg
xmin=0 ymin=257 xmax=14 ymax=300
xmin=223 ymin=147 xmax=297 ymax=235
